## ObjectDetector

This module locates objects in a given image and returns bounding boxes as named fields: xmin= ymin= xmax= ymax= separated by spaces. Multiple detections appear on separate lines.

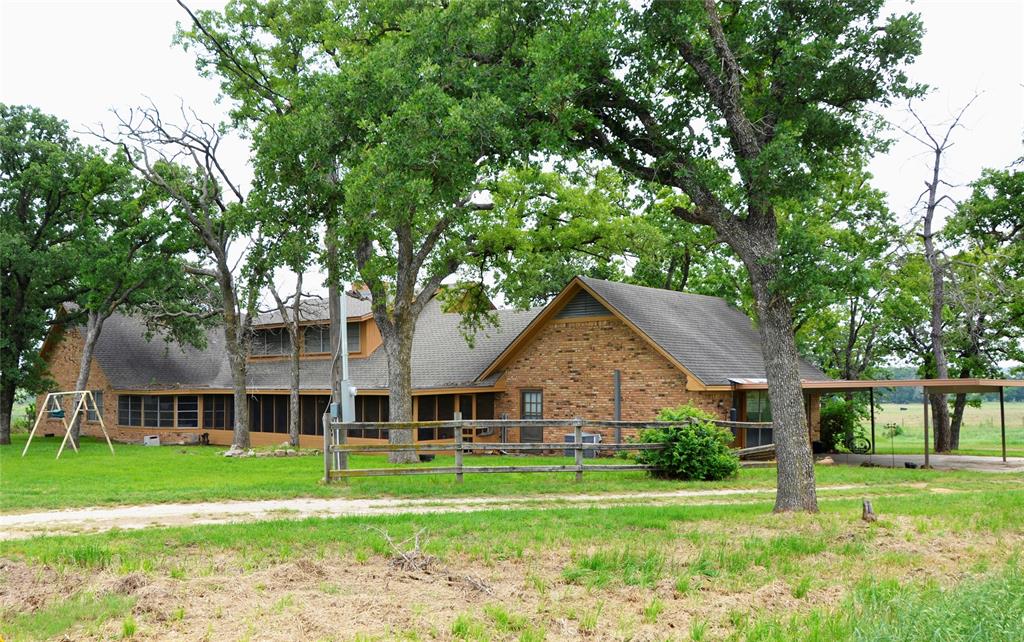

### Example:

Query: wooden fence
xmin=322 ymin=414 xmax=774 ymax=483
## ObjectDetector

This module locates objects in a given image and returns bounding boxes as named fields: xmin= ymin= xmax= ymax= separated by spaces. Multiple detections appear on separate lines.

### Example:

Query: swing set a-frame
xmin=21 ymin=390 xmax=115 ymax=459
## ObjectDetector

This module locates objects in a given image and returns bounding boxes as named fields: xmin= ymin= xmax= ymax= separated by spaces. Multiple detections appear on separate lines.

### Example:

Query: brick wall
xmin=33 ymin=327 xmax=128 ymax=441
xmin=35 ymin=328 xmax=211 ymax=445
xmin=491 ymin=316 xmax=732 ymax=443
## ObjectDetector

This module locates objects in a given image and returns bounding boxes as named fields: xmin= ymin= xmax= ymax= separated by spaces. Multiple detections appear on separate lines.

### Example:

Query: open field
xmin=1 ymin=468 xmax=1022 ymax=641
xmin=864 ymin=400 xmax=1024 ymax=457
xmin=0 ymin=434 xmax=995 ymax=514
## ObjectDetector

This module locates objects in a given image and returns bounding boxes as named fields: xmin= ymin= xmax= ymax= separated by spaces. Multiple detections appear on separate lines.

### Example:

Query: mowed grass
xmin=0 ymin=433 xmax=972 ymax=513
xmin=868 ymin=400 xmax=1024 ymax=457
xmin=2 ymin=477 xmax=1023 ymax=641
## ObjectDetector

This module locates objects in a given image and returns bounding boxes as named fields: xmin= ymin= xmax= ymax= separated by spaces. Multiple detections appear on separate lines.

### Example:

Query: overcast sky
xmin=2 ymin=0 xmax=1023 ymax=298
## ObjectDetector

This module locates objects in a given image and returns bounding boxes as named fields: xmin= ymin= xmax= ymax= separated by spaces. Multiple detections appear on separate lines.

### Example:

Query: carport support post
xmin=1000 ymin=387 xmax=1007 ymax=463
xmin=923 ymin=389 xmax=930 ymax=469
xmin=574 ymin=417 xmax=584 ymax=482
xmin=869 ymin=387 xmax=876 ymax=455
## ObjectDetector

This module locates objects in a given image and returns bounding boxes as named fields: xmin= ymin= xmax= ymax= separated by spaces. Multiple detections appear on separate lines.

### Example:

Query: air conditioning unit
xmin=564 ymin=432 xmax=601 ymax=458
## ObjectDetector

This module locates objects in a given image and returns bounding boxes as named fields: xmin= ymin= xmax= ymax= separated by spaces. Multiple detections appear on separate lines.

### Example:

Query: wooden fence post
xmin=574 ymin=417 xmax=584 ymax=482
xmin=454 ymin=412 xmax=464 ymax=484
xmin=337 ymin=416 xmax=348 ymax=484
xmin=322 ymin=412 xmax=331 ymax=484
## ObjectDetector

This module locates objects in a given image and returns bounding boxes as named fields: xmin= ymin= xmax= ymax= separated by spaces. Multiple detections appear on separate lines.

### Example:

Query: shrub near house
xmin=636 ymin=405 xmax=740 ymax=481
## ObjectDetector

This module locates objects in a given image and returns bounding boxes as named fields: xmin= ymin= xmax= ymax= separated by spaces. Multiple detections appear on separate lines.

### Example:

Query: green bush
xmin=635 ymin=404 xmax=739 ymax=481
xmin=820 ymin=398 xmax=867 ymax=452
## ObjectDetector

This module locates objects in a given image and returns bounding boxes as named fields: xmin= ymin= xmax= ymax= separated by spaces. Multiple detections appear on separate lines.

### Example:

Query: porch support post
xmin=1000 ymin=386 xmax=1007 ymax=463
xmin=869 ymin=387 xmax=876 ymax=455
xmin=923 ymin=387 xmax=930 ymax=469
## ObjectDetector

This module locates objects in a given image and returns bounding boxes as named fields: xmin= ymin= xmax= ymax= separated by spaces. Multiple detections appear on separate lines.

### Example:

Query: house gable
xmin=479 ymin=278 xmax=711 ymax=391
xmin=554 ymin=290 xmax=613 ymax=319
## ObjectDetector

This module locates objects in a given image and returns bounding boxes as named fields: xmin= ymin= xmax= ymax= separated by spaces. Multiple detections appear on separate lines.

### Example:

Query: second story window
xmin=251 ymin=328 xmax=291 ymax=356
xmin=302 ymin=323 xmax=361 ymax=354
xmin=303 ymin=325 xmax=330 ymax=353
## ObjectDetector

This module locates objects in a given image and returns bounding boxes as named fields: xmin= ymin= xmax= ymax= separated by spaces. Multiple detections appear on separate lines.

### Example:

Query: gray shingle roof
xmin=86 ymin=278 xmax=826 ymax=393
xmin=90 ymin=297 xmax=538 ymax=392
xmin=578 ymin=277 xmax=828 ymax=386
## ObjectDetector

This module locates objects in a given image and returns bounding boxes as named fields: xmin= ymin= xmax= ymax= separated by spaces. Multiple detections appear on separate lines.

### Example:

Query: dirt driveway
xmin=0 ymin=485 xmax=868 ymax=540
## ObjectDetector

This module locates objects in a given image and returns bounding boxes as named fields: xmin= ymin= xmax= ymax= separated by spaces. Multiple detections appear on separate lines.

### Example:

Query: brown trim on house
xmin=479 ymin=277 xmax=710 ymax=391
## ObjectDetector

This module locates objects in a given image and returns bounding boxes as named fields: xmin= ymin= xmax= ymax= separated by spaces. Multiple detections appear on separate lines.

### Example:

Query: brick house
xmin=37 ymin=277 xmax=826 ymax=447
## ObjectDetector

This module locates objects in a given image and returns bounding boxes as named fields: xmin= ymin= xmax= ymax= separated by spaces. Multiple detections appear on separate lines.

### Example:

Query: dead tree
xmin=902 ymin=96 xmax=978 ymax=452
xmin=99 ymin=103 xmax=264 ymax=448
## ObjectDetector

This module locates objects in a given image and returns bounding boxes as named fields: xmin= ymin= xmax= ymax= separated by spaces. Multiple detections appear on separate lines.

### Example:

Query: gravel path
xmin=0 ymin=484 xmax=873 ymax=540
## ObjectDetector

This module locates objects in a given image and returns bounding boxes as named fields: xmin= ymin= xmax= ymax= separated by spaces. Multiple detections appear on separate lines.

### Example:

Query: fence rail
xmin=322 ymin=414 xmax=773 ymax=483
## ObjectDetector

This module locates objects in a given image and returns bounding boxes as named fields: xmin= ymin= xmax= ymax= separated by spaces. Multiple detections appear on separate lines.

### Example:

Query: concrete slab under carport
xmin=826 ymin=452 xmax=1024 ymax=473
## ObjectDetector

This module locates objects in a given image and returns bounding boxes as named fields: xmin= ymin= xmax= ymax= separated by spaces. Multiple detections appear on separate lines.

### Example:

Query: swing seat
xmin=50 ymin=409 xmax=65 ymax=418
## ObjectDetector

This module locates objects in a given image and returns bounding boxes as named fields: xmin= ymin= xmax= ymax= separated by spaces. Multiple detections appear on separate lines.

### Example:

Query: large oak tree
xmin=520 ymin=0 xmax=922 ymax=510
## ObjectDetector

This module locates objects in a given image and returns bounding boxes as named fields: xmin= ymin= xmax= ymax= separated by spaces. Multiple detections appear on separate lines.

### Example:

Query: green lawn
xmin=0 ymin=433 xmax=992 ymax=513
xmin=866 ymin=400 xmax=1024 ymax=457
xmin=2 ymin=470 xmax=1022 ymax=641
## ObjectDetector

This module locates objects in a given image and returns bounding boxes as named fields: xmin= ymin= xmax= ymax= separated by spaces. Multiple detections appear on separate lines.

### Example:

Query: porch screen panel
xmin=261 ymin=396 xmax=275 ymax=433
xmin=177 ymin=396 xmax=199 ymax=427
xmin=274 ymin=396 xmax=288 ymax=433
xmin=118 ymin=395 xmax=142 ymax=426
xmin=475 ymin=393 xmax=495 ymax=420
xmin=203 ymin=395 xmax=233 ymax=429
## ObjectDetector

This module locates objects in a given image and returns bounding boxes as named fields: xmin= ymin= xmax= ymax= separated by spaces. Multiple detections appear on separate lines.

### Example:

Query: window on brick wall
xmin=86 ymin=391 xmax=103 ymax=422
xmin=521 ymin=390 xmax=543 ymax=419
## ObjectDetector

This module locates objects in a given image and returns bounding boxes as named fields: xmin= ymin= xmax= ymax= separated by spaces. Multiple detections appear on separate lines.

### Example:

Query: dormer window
xmin=251 ymin=327 xmax=291 ymax=356
xmin=303 ymin=325 xmax=330 ymax=353
xmin=302 ymin=322 xmax=361 ymax=354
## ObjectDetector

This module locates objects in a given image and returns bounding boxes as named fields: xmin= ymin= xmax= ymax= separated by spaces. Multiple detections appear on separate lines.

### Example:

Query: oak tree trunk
xmin=747 ymin=264 xmax=819 ymax=513
xmin=288 ymin=335 xmax=301 ymax=447
xmin=383 ymin=312 xmax=418 ymax=464
xmin=949 ymin=393 xmax=967 ymax=450
xmin=929 ymin=394 xmax=951 ymax=452
xmin=68 ymin=311 xmax=104 ymax=445
xmin=0 ymin=378 xmax=15 ymax=445
xmin=218 ymin=270 xmax=250 ymax=449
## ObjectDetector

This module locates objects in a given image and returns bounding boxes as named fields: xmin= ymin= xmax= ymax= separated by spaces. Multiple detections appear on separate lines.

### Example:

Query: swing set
xmin=21 ymin=390 xmax=115 ymax=459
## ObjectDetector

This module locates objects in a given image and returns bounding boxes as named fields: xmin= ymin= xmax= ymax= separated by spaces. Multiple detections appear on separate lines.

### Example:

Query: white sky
xmin=2 ymin=0 xmax=1023 ymax=299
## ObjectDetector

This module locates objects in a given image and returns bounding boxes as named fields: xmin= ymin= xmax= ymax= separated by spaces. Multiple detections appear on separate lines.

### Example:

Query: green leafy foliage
xmin=634 ymin=405 xmax=739 ymax=481
xmin=819 ymin=397 xmax=868 ymax=453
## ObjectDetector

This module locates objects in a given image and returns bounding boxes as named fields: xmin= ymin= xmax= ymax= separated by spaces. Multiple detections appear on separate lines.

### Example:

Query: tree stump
xmin=861 ymin=498 xmax=877 ymax=522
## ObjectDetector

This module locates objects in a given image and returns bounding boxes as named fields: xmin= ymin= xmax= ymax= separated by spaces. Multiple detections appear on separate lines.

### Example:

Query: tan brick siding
xmin=33 ymin=327 xmax=125 ymax=441
xmin=491 ymin=317 xmax=732 ymax=443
